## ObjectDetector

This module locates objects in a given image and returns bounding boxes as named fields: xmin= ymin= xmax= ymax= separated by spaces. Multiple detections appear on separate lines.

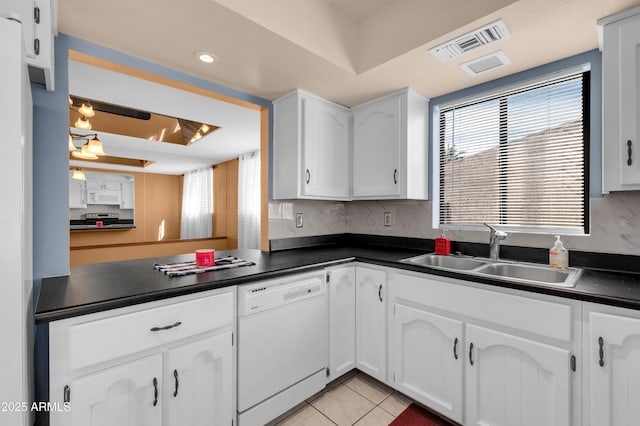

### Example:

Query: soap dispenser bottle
xmin=435 ymin=230 xmax=451 ymax=256
xmin=549 ymin=235 xmax=569 ymax=269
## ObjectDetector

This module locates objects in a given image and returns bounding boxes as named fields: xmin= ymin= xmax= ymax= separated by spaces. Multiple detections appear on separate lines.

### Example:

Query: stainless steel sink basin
xmin=475 ymin=262 xmax=582 ymax=288
xmin=402 ymin=254 xmax=488 ymax=270
xmin=401 ymin=253 xmax=582 ymax=288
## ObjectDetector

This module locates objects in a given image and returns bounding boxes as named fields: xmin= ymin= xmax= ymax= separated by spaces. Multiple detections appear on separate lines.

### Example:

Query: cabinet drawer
xmin=67 ymin=292 xmax=233 ymax=371
xmin=395 ymin=273 xmax=573 ymax=342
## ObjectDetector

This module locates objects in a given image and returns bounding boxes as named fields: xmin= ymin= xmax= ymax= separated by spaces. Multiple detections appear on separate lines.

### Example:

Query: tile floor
xmin=267 ymin=370 xmax=413 ymax=426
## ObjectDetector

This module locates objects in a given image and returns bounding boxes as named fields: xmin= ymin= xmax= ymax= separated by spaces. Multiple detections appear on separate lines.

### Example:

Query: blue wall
xmin=32 ymin=34 xmax=272 ymax=293
xmin=429 ymin=49 xmax=602 ymax=200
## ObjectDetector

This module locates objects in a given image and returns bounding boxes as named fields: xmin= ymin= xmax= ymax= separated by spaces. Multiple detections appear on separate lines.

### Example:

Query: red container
xmin=195 ymin=249 xmax=215 ymax=267
xmin=434 ymin=237 xmax=451 ymax=256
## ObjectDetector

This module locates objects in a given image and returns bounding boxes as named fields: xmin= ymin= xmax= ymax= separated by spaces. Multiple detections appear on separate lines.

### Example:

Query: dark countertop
xmin=35 ymin=245 xmax=640 ymax=323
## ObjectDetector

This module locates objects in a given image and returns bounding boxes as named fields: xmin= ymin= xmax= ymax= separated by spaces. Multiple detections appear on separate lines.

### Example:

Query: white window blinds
xmin=439 ymin=71 xmax=588 ymax=234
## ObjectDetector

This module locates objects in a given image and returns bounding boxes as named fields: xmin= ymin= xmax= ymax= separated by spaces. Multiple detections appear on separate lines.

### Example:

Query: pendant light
xmin=68 ymin=133 xmax=75 ymax=151
xmin=86 ymin=138 xmax=106 ymax=156
xmin=71 ymin=168 xmax=86 ymax=181
xmin=78 ymin=103 xmax=95 ymax=118
xmin=75 ymin=116 xmax=92 ymax=130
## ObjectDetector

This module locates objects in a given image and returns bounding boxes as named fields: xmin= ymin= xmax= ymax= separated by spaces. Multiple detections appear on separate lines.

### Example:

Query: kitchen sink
xmin=402 ymin=254 xmax=488 ymax=270
xmin=475 ymin=262 xmax=582 ymax=288
xmin=401 ymin=253 xmax=582 ymax=288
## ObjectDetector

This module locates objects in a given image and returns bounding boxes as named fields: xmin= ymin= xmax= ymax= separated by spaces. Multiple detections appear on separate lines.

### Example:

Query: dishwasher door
xmin=238 ymin=276 xmax=328 ymax=413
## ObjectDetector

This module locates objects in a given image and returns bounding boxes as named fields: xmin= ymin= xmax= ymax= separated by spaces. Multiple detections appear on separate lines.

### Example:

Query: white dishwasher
xmin=237 ymin=271 xmax=328 ymax=426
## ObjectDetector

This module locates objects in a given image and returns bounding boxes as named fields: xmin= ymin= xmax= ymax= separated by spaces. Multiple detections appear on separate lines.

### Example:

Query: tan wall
xmin=70 ymin=160 xmax=239 ymax=266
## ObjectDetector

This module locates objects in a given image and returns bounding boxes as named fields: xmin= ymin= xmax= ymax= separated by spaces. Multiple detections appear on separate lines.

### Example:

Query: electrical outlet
xmin=384 ymin=212 xmax=392 ymax=227
xmin=296 ymin=213 xmax=303 ymax=228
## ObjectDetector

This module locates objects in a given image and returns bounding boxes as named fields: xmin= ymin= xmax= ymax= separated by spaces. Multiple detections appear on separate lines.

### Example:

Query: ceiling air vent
xmin=429 ymin=19 xmax=511 ymax=63
xmin=459 ymin=50 xmax=511 ymax=77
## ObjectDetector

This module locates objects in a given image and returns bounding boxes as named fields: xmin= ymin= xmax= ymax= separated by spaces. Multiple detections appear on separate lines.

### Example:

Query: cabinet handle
xmin=570 ymin=355 xmax=576 ymax=372
xmin=628 ymin=140 xmax=633 ymax=166
xmin=150 ymin=321 xmax=182 ymax=332
xmin=34 ymin=7 xmax=40 ymax=24
xmin=393 ymin=169 xmax=398 ymax=184
xmin=469 ymin=342 xmax=474 ymax=366
xmin=378 ymin=284 xmax=383 ymax=302
xmin=34 ymin=38 xmax=40 ymax=56
xmin=598 ymin=336 xmax=605 ymax=367
xmin=173 ymin=369 xmax=179 ymax=397
xmin=152 ymin=377 xmax=158 ymax=407
xmin=453 ymin=337 xmax=459 ymax=360
xmin=63 ymin=385 xmax=70 ymax=403
xmin=306 ymin=169 xmax=311 ymax=184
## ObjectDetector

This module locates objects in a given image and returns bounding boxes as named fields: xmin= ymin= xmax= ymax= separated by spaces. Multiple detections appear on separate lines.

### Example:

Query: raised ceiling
xmin=58 ymin=0 xmax=640 ymax=107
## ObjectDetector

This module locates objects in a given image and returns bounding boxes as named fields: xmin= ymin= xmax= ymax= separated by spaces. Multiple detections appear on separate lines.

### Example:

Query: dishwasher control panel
xmin=238 ymin=272 xmax=326 ymax=316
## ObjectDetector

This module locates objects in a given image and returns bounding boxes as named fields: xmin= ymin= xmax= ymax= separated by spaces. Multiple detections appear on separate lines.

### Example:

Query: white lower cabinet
xmin=327 ymin=265 xmax=356 ymax=382
xmin=465 ymin=324 xmax=571 ymax=426
xmin=49 ymin=288 xmax=235 ymax=426
xmin=165 ymin=332 xmax=233 ymax=426
xmin=355 ymin=265 xmax=388 ymax=383
xmin=69 ymin=353 xmax=163 ymax=426
xmin=392 ymin=271 xmax=578 ymax=426
xmin=585 ymin=303 xmax=640 ymax=426
xmin=393 ymin=304 xmax=463 ymax=423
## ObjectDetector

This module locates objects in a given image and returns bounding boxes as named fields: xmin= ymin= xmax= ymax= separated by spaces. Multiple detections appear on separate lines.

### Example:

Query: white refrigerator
xmin=0 ymin=15 xmax=34 ymax=426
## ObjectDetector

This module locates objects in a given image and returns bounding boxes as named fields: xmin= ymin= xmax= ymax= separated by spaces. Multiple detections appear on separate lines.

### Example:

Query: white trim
xmin=438 ymin=63 xmax=591 ymax=110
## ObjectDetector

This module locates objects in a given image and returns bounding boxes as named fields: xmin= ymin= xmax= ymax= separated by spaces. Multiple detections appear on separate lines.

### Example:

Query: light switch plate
xmin=384 ymin=212 xmax=392 ymax=227
xmin=296 ymin=213 xmax=303 ymax=228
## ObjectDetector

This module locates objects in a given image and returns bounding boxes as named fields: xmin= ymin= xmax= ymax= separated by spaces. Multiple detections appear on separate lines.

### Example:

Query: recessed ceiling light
xmin=195 ymin=51 xmax=218 ymax=64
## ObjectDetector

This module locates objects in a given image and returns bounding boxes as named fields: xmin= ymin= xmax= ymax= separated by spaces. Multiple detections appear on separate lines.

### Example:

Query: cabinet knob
xmin=628 ymin=140 xmax=633 ymax=166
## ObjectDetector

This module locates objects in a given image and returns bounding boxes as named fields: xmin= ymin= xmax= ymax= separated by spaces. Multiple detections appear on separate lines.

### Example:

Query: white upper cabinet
xmin=600 ymin=7 xmax=640 ymax=191
xmin=273 ymin=90 xmax=351 ymax=200
xmin=352 ymin=88 xmax=429 ymax=200
xmin=1 ymin=0 xmax=56 ymax=90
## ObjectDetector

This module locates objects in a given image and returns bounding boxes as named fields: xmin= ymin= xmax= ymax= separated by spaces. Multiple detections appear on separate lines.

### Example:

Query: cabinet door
xmin=120 ymin=181 xmax=134 ymax=209
xmin=466 ymin=324 xmax=571 ymax=426
xmin=69 ymin=176 xmax=87 ymax=208
xmin=355 ymin=266 xmax=387 ymax=382
xmin=589 ymin=311 xmax=640 ymax=426
xmin=68 ymin=354 xmax=163 ymax=426
xmin=353 ymin=96 xmax=401 ymax=198
xmin=165 ymin=332 xmax=233 ymax=426
xmin=303 ymin=97 xmax=350 ymax=199
xmin=618 ymin=18 xmax=640 ymax=186
xmin=328 ymin=266 xmax=356 ymax=381
xmin=394 ymin=304 xmax=463 ymax=423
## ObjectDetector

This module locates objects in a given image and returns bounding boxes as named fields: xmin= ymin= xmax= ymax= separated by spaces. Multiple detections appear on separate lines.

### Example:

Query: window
xmin=438 ymin=70 xmax=589 ymax=234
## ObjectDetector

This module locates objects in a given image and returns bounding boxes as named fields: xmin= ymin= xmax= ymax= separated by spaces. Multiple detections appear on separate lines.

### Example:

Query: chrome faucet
xmin=484 ymin=223 xmax=508 ymax=261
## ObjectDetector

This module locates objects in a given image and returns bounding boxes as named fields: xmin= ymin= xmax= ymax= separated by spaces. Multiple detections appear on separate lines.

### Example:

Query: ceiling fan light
xmin=75 ymin=116 xmax=92 ymax=130
xmin=86 ymin=138 xmax=106 ymax=156
xmin=71 ymin=168 xmax=86 ymax=181
xmin=78 ymin=103 xmax=95 ymax=118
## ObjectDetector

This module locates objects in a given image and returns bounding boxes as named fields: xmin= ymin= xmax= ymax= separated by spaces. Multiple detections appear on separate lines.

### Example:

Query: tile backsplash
xmin=269 ymin=192 xmax=640 ymax=256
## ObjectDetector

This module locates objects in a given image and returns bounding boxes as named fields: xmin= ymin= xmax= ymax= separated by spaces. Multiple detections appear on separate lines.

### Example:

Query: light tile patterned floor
xmin=268 ymin=371 xmax=413 ymax=426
